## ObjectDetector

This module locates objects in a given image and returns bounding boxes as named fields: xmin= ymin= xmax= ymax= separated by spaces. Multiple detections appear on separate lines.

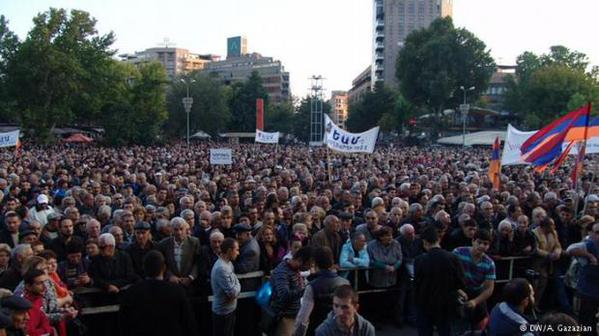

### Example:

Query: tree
xmin=0 ymin=15 xmax=19 ymax=121
xmin=396 ymin=17 xmax=496 ymax=137
xmin=100 ymin=62 xmax=168 ymax=145
xmin=4 ymin=8 xmax=116 ymax=141
xmin=293 ymin=96 xmax=331 ymax=142
xmin=265 ymin=102 xmax=294 ymax=134
xmin=346 ymin=82 xmax=397 ymax=132
xmin=503 ymin=46 xmax=599 ymax=129
xmin=165 ymin=72 xmax=230 ymax=138
xmin=227 ymin=71 xmax=268 ymax=132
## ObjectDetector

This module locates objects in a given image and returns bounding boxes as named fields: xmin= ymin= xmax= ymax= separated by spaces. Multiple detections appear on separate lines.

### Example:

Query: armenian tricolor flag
xmin=489 ymin=136 xmax=501 ymax=190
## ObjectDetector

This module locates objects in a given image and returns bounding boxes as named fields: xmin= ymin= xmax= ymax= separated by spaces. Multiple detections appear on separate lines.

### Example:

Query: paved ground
xmin=374 ymin=323 xmax=418 ymax=336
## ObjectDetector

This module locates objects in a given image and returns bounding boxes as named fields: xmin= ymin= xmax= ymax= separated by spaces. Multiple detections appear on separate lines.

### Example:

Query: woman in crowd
xmin=256 ymin=226 xmax=286 ymax=274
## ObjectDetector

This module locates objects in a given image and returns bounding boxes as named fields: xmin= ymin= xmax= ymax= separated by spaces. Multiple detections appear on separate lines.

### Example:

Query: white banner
xmin=210 ymin=148 xmax=232 ymax=165
xmin=323 ymin=114 xmax=379 ymax=153
xmin=0 ymin=130 xmax=19 ymax=148
xmin=255 ymin=130 xmax=280 ymax=144
xmin=502 ymin=124 xmax=599 ymax=166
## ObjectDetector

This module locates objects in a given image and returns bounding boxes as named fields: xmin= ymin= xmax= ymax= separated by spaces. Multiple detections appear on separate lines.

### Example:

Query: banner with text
xmin=210 ymin=148 xmax=233 ymax=165
xmin=255 ymin=130 xmax=280 ymax=144
xmin=502 ymin=124 xmax=599 ymax=165
xmin=0 ymin=130 xmax=19 ymax=148
xmin=323 ymin=114 xmax=379 ymax=153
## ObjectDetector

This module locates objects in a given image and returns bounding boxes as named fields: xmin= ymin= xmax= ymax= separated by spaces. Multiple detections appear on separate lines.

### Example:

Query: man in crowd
xmin=158 ymin=217 xmax=199 ymax=291
xmin=89 ymin=233 xmax=139 ymax=293
xmin=126 ymin=221 xmax=156 ymax=277
xmin=49 ymin=218 xmax=84 ymax=262
xmin=488 ymin=278 xmax=535 ymax=336
xmin=314 ymin=285 xmax=375 ymax=336
xmin=211 ymin=238 xmax=241 ymax=336
xmin=120 ymin=250 xmax=197 ymax=336
xmin=312 ymin=215 xmax=342 ymax=263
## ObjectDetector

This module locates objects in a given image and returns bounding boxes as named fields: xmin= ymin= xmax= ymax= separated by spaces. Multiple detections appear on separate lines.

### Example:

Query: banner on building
xmin=502 ymin=124 xmax=599 ymax=166
xmin=323 ymin=114 xmax=379 ymax=153
xmin=255 ymin=130 xmax=279 ymax=144
xmin=256 ymin=99 xmax=264 ymax=131
xmin=0 ymin=130 xmax=20 ymax=148
xmin=210 ymin=148 xmax=233 ymax=165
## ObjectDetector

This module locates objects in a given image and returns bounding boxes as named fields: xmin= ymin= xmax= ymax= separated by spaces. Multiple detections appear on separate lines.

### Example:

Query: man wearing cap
xmin=126 ymin=221 xmax=156 ymax=277
xmin=1 ymin=295 xmax=32 ymax=336
xmin=39 ymin=213 xmax=60 ymax=245
xmin=26 ymin=194 xmax=55 ymax=229
xmin=157 ymin=217 xmax=199 ymax=291
xmin=233 ymin=223 xmax=260 ymax=275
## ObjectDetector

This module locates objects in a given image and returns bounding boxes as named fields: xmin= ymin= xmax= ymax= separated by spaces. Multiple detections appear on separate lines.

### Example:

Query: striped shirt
xmin=453 ymin=247 xmax=496 ymax=292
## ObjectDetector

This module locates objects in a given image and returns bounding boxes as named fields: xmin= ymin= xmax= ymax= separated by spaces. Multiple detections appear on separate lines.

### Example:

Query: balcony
xmin=375 ymin=42 xmax=384 ymax=51
xmin=375 ymin=19 xmax=384 ymax=30
xmin=375 ymin=52 xmax=384 ymax=62
xmin=374 ymin=63 xmax=384 ymax=72
xmin=375 ymin=31 xmax=384 ymax=41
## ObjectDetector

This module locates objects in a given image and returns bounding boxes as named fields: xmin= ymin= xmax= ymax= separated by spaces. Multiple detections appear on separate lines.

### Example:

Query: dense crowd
xmin=0 ymin=143 xmax=595 ymax=336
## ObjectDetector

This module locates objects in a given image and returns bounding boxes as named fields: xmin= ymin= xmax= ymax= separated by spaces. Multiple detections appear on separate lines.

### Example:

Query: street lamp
xmin=180 ymin=78 xmax=196 ymax=146
xmin=459 ymin=86 xmax=475 ymax=147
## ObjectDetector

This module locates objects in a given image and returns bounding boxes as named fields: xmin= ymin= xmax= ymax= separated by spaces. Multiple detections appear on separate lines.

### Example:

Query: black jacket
xmin=125 ymin=241 xmax=157 ymax=277
xmin=119 ymin=278 xmax=197 ymax=336
xmin=89 ymin=251 xmax=140 ymax=290
xmin=414 ymin=247 xmax=466 ymax=321
xmin=0 ymin=230 xmax=16 ymax=248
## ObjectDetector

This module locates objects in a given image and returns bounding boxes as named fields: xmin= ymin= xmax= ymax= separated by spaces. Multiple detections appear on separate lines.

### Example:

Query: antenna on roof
xmin=158 ymin=37 xmax=176 ymax=48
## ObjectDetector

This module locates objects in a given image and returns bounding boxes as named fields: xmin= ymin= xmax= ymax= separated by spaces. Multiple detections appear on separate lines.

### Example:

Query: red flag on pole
xmin=488 ymin=137 xmax=501 ymax=190
xmin=256 ymin=98 xmax=264 ymax=131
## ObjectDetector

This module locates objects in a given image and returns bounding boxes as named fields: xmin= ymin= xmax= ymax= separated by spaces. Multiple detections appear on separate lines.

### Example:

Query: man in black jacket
xmin=415 ymin=226 xmax=466 ymax=336
xmin=119 ymin=250 xmax=197 ymax=336
xmin=125 ymin=221 xmax=156 ymax=277
xmin=89 ymin=233 xmax=140 ymax=293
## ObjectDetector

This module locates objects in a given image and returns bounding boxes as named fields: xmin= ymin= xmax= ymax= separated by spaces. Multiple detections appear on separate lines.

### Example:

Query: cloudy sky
xmin=2 ymin=0 xmax=598 ymax=99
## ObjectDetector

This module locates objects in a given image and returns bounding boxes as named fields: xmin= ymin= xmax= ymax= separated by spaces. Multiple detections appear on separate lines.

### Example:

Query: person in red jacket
xmin=23 ymin=268 xmax=56 ymax=336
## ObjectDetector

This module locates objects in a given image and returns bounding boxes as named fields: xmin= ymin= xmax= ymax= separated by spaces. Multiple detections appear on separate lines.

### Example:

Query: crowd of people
xmin=0 ymin=142 xmax=595 ymax=336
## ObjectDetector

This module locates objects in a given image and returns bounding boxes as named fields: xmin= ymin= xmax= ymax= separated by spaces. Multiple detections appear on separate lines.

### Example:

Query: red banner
xmin=256 ymin=99 xmax=264 ymax=131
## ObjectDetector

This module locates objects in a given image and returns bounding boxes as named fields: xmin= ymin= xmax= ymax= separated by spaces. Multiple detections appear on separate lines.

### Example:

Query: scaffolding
xmin=309 ymin=75 xmax=325 ymax=146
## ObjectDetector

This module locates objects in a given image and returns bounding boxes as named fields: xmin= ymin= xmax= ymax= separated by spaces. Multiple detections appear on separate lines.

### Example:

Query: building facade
xmin=329 ymin=91 xmax=349 ymax=129
xmin=203 ymin=52 xmax=290 ymax=103
xmin=119 ymin=48 xmax=219 ymax=80
xmin=373 ymin=0 xmax=453 ymax=89
xmin=481 ymin=65 xmax=516 ymax=113
xmin=348 ymin=65 xmax=372 ymax=105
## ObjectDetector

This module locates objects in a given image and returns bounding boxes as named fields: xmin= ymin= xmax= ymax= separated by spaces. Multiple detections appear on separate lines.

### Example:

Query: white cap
xmin=37 ymin=194 xmax=49 ymax=204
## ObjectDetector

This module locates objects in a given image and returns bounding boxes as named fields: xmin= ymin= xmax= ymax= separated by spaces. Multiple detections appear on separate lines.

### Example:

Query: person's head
xmin=86 ymin=239 xmax=100 ymax=257
xmin=0 ymin=244 xmax=10 ymax=268
xmin=421 ymin=225 xmax=440 ymax=250
xmin=538 ymin=313 xmax=579 ymax=336
xmin=1 ymin=295 xmax=31 ymax=331
xmin=234 ymin=224 xmax=253 ymax=244
xmin=539 ymin=217 xmax=556 ymax=233
xmin=289 ymin=246 xmax=313 ymax=271
xmin=590 ymin=222 xmax=599 ymax=243
xmin=462 ymin=219 xmax=477 ymax=239
xmin=497 ymin=220 xmax=514 ymax=238
xmin=351 ymin=232 xmax=366 ymax=252
xmin=209 ymin=231 xmax=225 ymax=254
xmin=502 ymin=278 xmax=534 ymax=312
xmin=109 ymin=226 xmax=124 ymax=244
xmin=257 ymin=226 xmax=276 ymax=245
xmin=30 ymin=241 xmax=44 ymax=256
xmin=23 ymin=268 xmax=47 ymax=296
xmin=12 ymin=244 xmax=33 ymax=266
xmin=399 ymin=224 xmax=415 ymax=240
xmin=220 ymin=238 xmax=239 ymax=261
xmin=59 ymin=218 xmax=74 ymax=238
xmin=517 ymin=215 xmax=529 ymax=233
xmin=86 ymin=219 xmax=101 ymax=239
xmin=171 ymin=217 xmax=189 ymax=242
xmin=332 ymin=285 xmax=360 ymax=327
xmin=472 ymin=229 xmax=492 ymax=255
xmin=180 ymin=209 xmax=195 ymax=228
xmin=313 ymin=246 xmax=334 ymax=271
xmin=375 ymin=226 xmax=393 ymax=246
xmin=38 ymin=250 xmax=58 ymax=274
xmin=323 ymin=215 xmax=340 ymax=234
xmin=98 ymin=233 xmax=116 ymax=258
xmin=365 ymin=210 xmax=378 ymax=228
xmin=143 ymin=250 xmax=166 ymax=278
xmin=4 ymin=212 xmax=20 ymax=233
xmin=66 ymin=240 xmax=84 ymax=265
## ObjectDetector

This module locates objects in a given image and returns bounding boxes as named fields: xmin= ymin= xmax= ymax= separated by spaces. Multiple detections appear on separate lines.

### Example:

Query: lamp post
xmin=459 ymin=86 xmax=475 ymax=147
xmin=181 ymin=78 xmax=195 ymax=146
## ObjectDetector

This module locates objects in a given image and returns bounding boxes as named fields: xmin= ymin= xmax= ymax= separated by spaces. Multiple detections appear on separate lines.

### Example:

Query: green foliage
xmin=395 ymin=17 xmax=495 ymax=135
xmin=0 ymin=15 xmax=19 ymax=121
xmin=346 ymin=83 xmax=398 ymax=132
xmin=503 ymin=46 xmax=599 ymax=129
xmin=3 ymin=8 xmax=116 ymax=141
xmin=265 ymin=102 xmax=294 ymax=134
xmin=100 ymin=62 xmax=168 ymax=145
xmin=165 ymin=72 xmax=230 ymax=139
xmin=227 ymin=71 xmax=268 ymax=132
xmin=293 ymin=96 xmax=331 ymax=142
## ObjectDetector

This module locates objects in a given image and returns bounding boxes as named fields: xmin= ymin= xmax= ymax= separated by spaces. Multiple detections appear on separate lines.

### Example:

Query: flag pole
xmin=574 ymin=102 xmax=592 ymax=218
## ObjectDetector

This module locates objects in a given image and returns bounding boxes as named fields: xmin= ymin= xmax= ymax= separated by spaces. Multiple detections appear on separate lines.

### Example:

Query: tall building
xmin=329 ymin=91 xmax=349 ymax=129
xmin=119 ymin=48 xmax=220 ymax=80
xmin=227 ymin=36 xmax=248 ymax=58
xmin=373 ymin=0 xmax=453 ymax=89
xmin=481 ymin=65 xmax=516 ymax=113
xmin=203 ymin=38 xmax=290 ymax=103
xmin=348 ymin=65 xmax=372 ymax=105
